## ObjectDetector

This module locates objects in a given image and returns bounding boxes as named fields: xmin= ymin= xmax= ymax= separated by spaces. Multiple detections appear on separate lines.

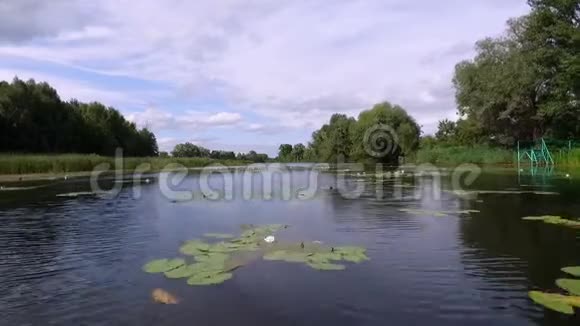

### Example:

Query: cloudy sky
xmin=0 ymin=0 xmax=529 ymax=155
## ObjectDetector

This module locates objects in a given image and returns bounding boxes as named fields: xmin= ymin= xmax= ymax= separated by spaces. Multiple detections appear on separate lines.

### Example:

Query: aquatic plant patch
xmin=522 ymin=215 xmax=580 ymax=228
xmin=528 ymin=264 xmax=580 ymax=314
xmin=143 ymin=258 xmax=186 ymax=273
xmin=556 ymin=279 xmax=580 ymax=296
xmin=562 ymin=266 xmax=580 ymax=277
xmin=142 ymin=224 xmax=370 ymax=289
xmin=528 ymin=291 xmax=580 ymax=315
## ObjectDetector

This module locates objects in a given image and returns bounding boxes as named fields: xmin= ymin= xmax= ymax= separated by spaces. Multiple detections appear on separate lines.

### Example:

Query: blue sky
xmin=0 ymin=0 xmax=529 ymax=156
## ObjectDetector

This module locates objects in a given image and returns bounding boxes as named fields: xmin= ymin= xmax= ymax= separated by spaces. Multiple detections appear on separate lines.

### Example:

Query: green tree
xmin=435 ymin=119 xmax=457 ymax=142
xmin=292 ymin=143 xmax=306 ymax=161
xmin=0 ymin=77 xmax=158 ymax=156
xmin=278 ymin=144 xmax=293 ymax=161
xmin=453 ymin=1 xmax=580 ymax=143
xmin=350 ymin=102 xmax=420 ymax=164
xmin=171 ymin=142 xmax=210 ymax=158
xmin=308 ymin=114 xmax=356 ymax=162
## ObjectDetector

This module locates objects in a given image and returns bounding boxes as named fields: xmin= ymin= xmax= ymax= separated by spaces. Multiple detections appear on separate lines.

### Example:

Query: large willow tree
xmin=305 ymin=102 xmax=420 ymax=164
xmin=453 ymin=0 xmax=579 ymax=144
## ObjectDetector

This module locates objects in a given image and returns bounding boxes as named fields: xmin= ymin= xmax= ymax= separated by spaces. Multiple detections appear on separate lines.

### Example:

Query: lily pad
xmin=143 ymin=258 xmax=186 ymax=273
xmin=307 ymin=262 xmax=346 ymax=271
xmin=341 ymin=252 xmax=370 ymax=263
xmin=187 ymin=272 xmax=233 ymax=286
xmin=522 ymin=215 xmax=580 ymax=228
xmin=195 ymin=253 xmax=230 ymax=263
xmin=562 ymin=266 xmax=580 ymax=277
xmin=263 ymin=250 xmax=312 ymax=263
xmin=308 ymin=252 xmax=343 ymax=263
xmin=334 ymin=246 xmax=366 ymax=255
xmin=164 ymin=264 xmax=199 ymax=279
xmin=281 ymin=252 xmax=312 ymax=263
xmin=204 ymin=233 xmax=235 ymax=239
xmin=207 ymin=242 xmax=242 ymax=253
xmin=528 ymin=291 xmax=579 ymax=315
xmin=522 ymin=215 xmax=558 ymax=221
xmin=556 ymin=279 xmax=580 ymax=296
xmin=180 ymin=240 xmax=210 ymax=255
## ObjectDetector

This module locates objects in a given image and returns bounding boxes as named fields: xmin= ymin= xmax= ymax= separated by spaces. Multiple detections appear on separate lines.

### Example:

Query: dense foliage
xmin=171 ymin=142 xmax=269 ymax=163
xmin=279 ymin=102 xmax=421 ymax=164
xmin=0 ymin=77 xmax=158 ymax=156
xmin=450 ymin=0 xmax=579 ymax=146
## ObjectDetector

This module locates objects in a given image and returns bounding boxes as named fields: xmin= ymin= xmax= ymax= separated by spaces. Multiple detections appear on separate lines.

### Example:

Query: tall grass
xmin=415 ymin=145 xmax=580 ymax=167
xmin=553 ymin=148 xmax=580 ymax=167
xmin=0 ymin=154 xmax=245 ymax=175
xmin=414 ymin=146 xmax=514 ymax=165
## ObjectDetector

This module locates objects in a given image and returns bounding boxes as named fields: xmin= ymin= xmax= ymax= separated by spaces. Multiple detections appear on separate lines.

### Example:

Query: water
xmin=0 ymin=168 xmax=579 ymax=326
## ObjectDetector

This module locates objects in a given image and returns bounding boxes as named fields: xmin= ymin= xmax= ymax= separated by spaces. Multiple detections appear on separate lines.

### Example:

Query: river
xmin=0 ymin=166 xmax=579 ymax=325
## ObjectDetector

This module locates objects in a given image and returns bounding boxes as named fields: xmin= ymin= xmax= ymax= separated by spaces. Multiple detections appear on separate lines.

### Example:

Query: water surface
xmin=1 ymin=168 xmax=579 ymax=325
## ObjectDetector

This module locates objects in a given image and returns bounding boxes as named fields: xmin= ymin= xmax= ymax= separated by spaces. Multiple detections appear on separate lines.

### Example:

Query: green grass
xmin=554 ymin=148 xmax=580 ymax=167
xmin=0 ymin=154 xmax=246 ymax=175
xmin=415 ymin=145 xmax=580 ymax=167
xmin=414 ymin=146 xmax=514 ymax=165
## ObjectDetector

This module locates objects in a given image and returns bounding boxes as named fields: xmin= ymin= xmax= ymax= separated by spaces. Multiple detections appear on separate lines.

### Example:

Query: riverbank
xmin=415 ymin=146 xmax=580 ymax=167
xmin=0 ymin=154 xmax=248 ymax=181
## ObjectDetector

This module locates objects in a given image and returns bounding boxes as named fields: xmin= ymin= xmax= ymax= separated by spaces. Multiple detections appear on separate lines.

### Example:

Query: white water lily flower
xmin=264 ymin=236 xmax=275 ymax=243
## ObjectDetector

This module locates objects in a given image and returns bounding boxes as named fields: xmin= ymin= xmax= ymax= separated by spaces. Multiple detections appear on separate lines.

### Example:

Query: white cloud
xmin=0 ymin=0 xmax=530 ymax=135
xmin=127 ymin=108 xmax=242 ymax=132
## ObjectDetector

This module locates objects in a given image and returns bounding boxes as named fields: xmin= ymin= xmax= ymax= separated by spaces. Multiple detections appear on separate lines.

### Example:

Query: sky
xmin=0 ymin=0 xmax=530 ymax=156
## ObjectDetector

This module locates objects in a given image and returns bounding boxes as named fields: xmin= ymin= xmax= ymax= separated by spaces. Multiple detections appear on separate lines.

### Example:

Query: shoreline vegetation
xmin=2 ymin=149 xmax=580 ymax=183
xmin=0 ymin=154 xmax=247 ymax=181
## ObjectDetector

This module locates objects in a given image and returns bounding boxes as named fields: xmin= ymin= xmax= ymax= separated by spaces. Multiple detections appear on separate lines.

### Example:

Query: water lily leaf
xmin=281 ymin=252 xmax=312 ymax=263
xmin=522 ymin=216 xmax=580 ymax=228
xmin=333 ymin=246 xmax=366 ymax=255
xmin=195 ymin=253 xmax=230 ymax=263
xmin=207 ymin=242 xmax=240 ymax=253
xmin=341 ymin=252 xmax=370 ymax=263
xmin=562 ymin=266 xmax=580 ymax=277
xmin=187 ymin=272 xmax=233 ymax=286
xmin=164 ymin=264 xmax=198 ymax=279
xmin=307 ymin=262 xmax=346 ymax=271
xmin=522 ymin=215 xmax=558 ymax=221
xmin=528 ymin=291 xmax=578 ymax=315
xmin=263 ymin=250 xmax=311 ymax=263
xmin=152 ymin=288 xmax=179 ymax=304
xmin=308 ymin=252 xmax=343 ymax=263
xmin=224 ymin=251 xmax=261 ymax=271
xmin=556 ymin=279 xmax=580 ymax=296
xmin=180 ymin=240 xmax=210 ymax=255
xmin=204 ymin=233 xmax=235 ymax=239
xmin=143 ymin=258 xmax=185 ymax=273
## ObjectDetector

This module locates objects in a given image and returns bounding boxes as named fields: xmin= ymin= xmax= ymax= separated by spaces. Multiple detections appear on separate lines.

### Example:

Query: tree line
xmin=170 ymin=142 xmax=269 ymax=163
xmin=0 ymin=77 xmax=158 ymax=156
